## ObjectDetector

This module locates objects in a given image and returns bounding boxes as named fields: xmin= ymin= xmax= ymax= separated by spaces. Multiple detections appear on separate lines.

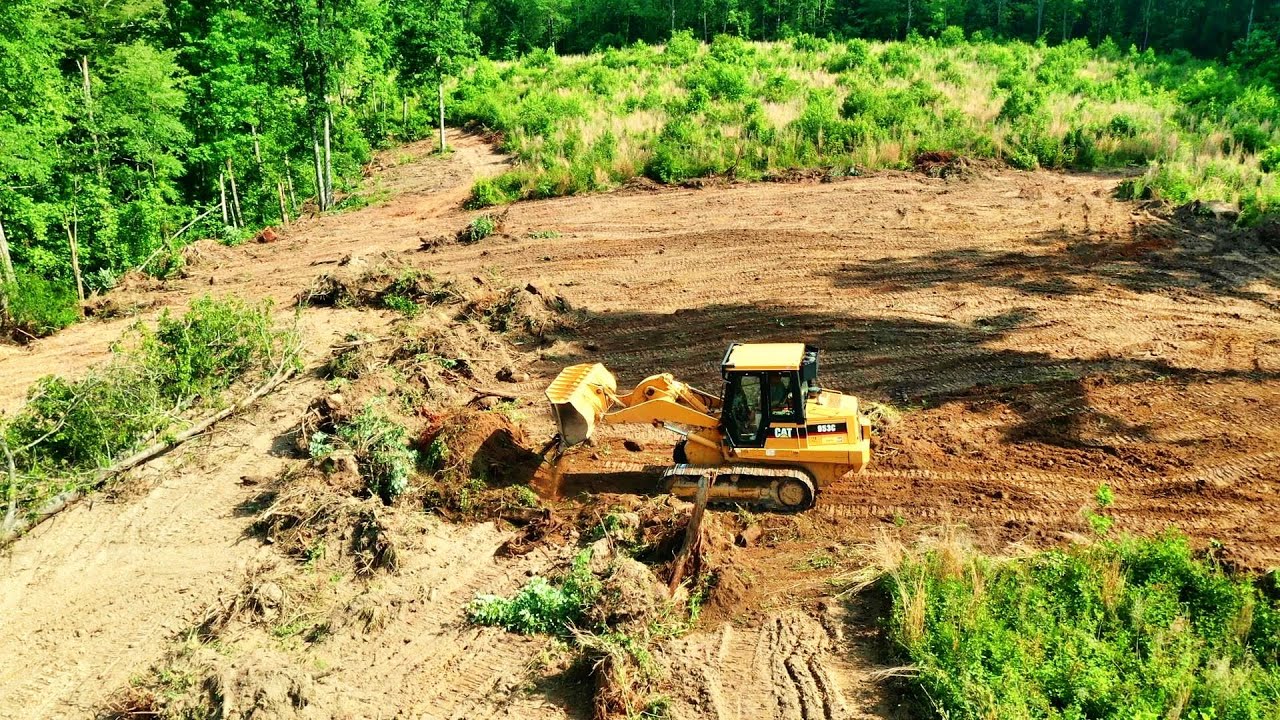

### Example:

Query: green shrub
xmin=466 ymin=214 xmax=496 ymax=242
xmin=1230 ymin=123 xmax=1271 ymax=153
xmin=998 ymin=86 xmax=1044 ymax=123
xmin=882 ymin=533 xmax=1280 ymax=720
xmin=140 ymin=296 xmax=279 ymax=403
xmin=468 ymin=549 xmax=601 ymax=635
xmin=1259 ymin=146 xmax=1280 ymax=173
xmin=828 ymin=39 xmax=874 ymax=73
xmin=685 ymin=61 xmax=749 ymax=101
xmin=8 ymin=363 xmax=166 ymax=471
xmin=313 ymin=401 xmax=416 ymax=503
xmin=2 ymin=272 xmax=80 ymax=339
xmin=939 ymin=25 xmax=966 ymax=47
xmin=664 ymin=30 xmax=699 ymax=64
xmin=466 ymin=177 xmax=514 ymax=208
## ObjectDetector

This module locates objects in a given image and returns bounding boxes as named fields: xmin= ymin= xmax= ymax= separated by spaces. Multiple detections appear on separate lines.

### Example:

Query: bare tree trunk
xmin=226 ymin=159 xmax=243 ymax=228
xmin=1142 ymin=0 xmax=1152 ymax=50
xmin=906 ymin=0 xmax=913 ymax=37
xmin=438 ymin=81 xmax=447 ymax=153
xmin=402 ymin=96 xmax=409 ymax=132
xmin=324 ymin=111 xmax=334 ymax=207
xmin=65 ymin=217 xmax=84 ymax=310
xmin=79 ymin=56 xmax=105 ymax=181
xmin=313 ymin=132 xmax=327 ymax=211
xmin=251 ymin=124 xmax=264 ymax=166
xmin=219 ymin=173 xmax=229 ymax=225
xmin=277 ymin=181 xmax=290 ymax=227
xmin=1247 ymin=0 xmax=1256 ymax=40
xmin=284 ymin=156 xmax=298 ymax=212
xmin=1062 ymin=0 xmax=1069 ymax=41
xmin=1036 ymin=0 xmax=1045 ymax=37
xmin=0 ymin=213 xmax=14 ymax=286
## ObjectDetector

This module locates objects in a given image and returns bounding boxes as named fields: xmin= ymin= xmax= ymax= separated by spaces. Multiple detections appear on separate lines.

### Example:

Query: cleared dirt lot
xmin=1 ymin=134 xmax=1278 ymax=717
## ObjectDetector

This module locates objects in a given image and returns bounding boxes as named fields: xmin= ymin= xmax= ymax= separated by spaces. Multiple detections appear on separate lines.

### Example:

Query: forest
xmin=2 ymin=0 xmax=1279 ymax=337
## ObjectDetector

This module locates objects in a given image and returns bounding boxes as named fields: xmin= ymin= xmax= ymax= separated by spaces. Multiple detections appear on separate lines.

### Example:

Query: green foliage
xmin=882 ymin=534 xmax=1280 ymax=720
xmin=1259 ymin=147 xmax=1280 ymax=174
xmin=4 ymin=298 xmax=296 ymax=518
xmin=1 ymin=272 xmax=80 ymax=339
xmin=466 ymin=214 xmax=496 ymax=241
xmin=468 ymin=549 xmax=601 ymax=635
xmin=140 ymin=297 xmax=280 ymax=403
xmin=323 ymin=401 xmax=417 ymax=503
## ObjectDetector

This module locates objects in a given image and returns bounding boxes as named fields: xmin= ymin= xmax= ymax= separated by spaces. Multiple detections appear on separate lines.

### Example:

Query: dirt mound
xmin=425 ymin=408 xmax=544 ymax=488
xmin=914 ymin=150 xmax=974 ymax=179
xmin=462 ymin=282 xmax=577 ymax=341
xmin=295 ymin=253 xmax=463 ymax=309
xmin=586 ymin=556 xmax=670 ymax=635
xmin=82 ymin=270 xmax=166 ymax=319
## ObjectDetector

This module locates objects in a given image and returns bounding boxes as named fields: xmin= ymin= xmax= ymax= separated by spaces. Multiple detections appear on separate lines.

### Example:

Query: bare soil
xmin=1 ymin=133 xmax=1278 ymax=718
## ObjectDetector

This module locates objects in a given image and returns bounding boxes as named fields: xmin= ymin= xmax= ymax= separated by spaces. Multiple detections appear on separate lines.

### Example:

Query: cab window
xmin=726 ymin=374 xmax=765 ymax=445
xmin=767 ymin=372 xmax=799 ymax=423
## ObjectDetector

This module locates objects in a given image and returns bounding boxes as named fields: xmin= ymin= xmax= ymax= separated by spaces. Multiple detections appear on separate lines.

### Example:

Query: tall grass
xmin=450 ymin=31 xmax=1280 ymax=222
xmin=874 ymin=531 xmax=1280 ymax=719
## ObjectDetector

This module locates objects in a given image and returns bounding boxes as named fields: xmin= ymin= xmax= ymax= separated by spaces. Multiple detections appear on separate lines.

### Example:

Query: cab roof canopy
xmin=722 ymin=343 xmax=807 ymax=372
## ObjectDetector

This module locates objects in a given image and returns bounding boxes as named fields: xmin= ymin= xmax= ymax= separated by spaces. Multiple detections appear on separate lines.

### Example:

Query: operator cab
xmin=719 ymin=342 xmax=818 ymax=448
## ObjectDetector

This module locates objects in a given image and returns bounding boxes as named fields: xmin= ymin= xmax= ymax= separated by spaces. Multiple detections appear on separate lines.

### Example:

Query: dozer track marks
xmin=661 ymin=464 xmax=817 ymax=512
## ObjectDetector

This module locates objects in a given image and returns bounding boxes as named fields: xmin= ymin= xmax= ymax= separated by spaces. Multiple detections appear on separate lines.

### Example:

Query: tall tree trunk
xmin=277 ymin=181 xmax=290 ymax=227
xmin=1142 ymin=0 xmax=1152 ymax=50
xmin=1036 ymin=0 xmax=1045 ymax=37
xmin=226 ymin=159 xmax=243 ymax=228
xmin=79 ymin=56 xmax=105 ymax=181
xmin=1062 ymin=0 xmax=1069 ymax=41
xmin=1247 ymin=0 xmax=1256 ymax=40
xmin=0 ymin=214 xmax=14 ymax=286
xmin=906 ymin=0 xmax=913 ymax=36
xmin=313 ymin=131 xmax=327 ymax=211
xmin=284 ymin=157 xmax=298 ymax=212
xmin=251 ymin=124 xmax=264 ymax=167
xmin=324 ymin=111 xmax=334 ymax=206
xmin=438 ymin=81 xmax=447 ymax=153
xmin=402 ymin=96 xmax=409 ymax=133
xmin=997 ymin=0 xmax=1005 ymax=32
xmin=219 ymin=173 xmax=229 ymax=225
xmin=65 ymin=220 xmax=84 ymax=310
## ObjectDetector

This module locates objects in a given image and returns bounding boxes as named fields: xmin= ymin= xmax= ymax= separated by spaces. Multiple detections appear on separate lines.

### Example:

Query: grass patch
xmin=876 ymin=532 xmax=1280 ymax=719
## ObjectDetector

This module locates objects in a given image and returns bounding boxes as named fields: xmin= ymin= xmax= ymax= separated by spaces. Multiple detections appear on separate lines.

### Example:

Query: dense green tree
xmin=392 ymin=0 xmax=479 ymax=151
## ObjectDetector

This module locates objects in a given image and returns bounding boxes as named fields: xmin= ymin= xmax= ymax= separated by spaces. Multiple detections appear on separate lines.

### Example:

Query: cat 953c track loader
xmin=546 ymin=343 xmax=872 ymax=511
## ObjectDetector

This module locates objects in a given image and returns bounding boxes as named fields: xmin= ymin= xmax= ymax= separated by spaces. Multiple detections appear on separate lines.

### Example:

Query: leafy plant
xmin=324 ymin=401 xmax=417 ymax=503
xmin=468 ymin=549 xmax=601 ymax=635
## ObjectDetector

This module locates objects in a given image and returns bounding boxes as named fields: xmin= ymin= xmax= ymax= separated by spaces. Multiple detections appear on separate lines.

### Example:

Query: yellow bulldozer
xmin=545 ymin=343 xmax=872 ymax=511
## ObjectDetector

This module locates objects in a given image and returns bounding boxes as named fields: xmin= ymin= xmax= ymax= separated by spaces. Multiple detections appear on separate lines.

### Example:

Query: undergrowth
xmin=2 ymin=296 xmax=297 ymax=526
xmin=878 ymin=532 xmax=1280 ymax=720
xmin=309 ymin=401 xmax=417 ymax=503
xmin=468 ymin=549 xmax=601 ymax=635
xmin=452 ymin=34 xmax=1280 ymax=222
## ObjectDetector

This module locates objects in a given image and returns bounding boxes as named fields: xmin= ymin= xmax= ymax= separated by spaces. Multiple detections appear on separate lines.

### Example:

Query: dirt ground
xmin=1 ymin=132 xmax=1278 ymax=718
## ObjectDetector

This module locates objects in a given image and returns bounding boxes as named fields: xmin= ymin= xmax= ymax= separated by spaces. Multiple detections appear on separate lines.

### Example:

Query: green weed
xmin=468 ymin=549 xmax=601 ymax=635
xmin=878 ymin=533 xmax=1280 ymax=720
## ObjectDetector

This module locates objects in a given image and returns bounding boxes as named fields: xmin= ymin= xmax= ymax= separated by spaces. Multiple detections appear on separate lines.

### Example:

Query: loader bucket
xmin=546 ymin=363 xmax=617 ymax=447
